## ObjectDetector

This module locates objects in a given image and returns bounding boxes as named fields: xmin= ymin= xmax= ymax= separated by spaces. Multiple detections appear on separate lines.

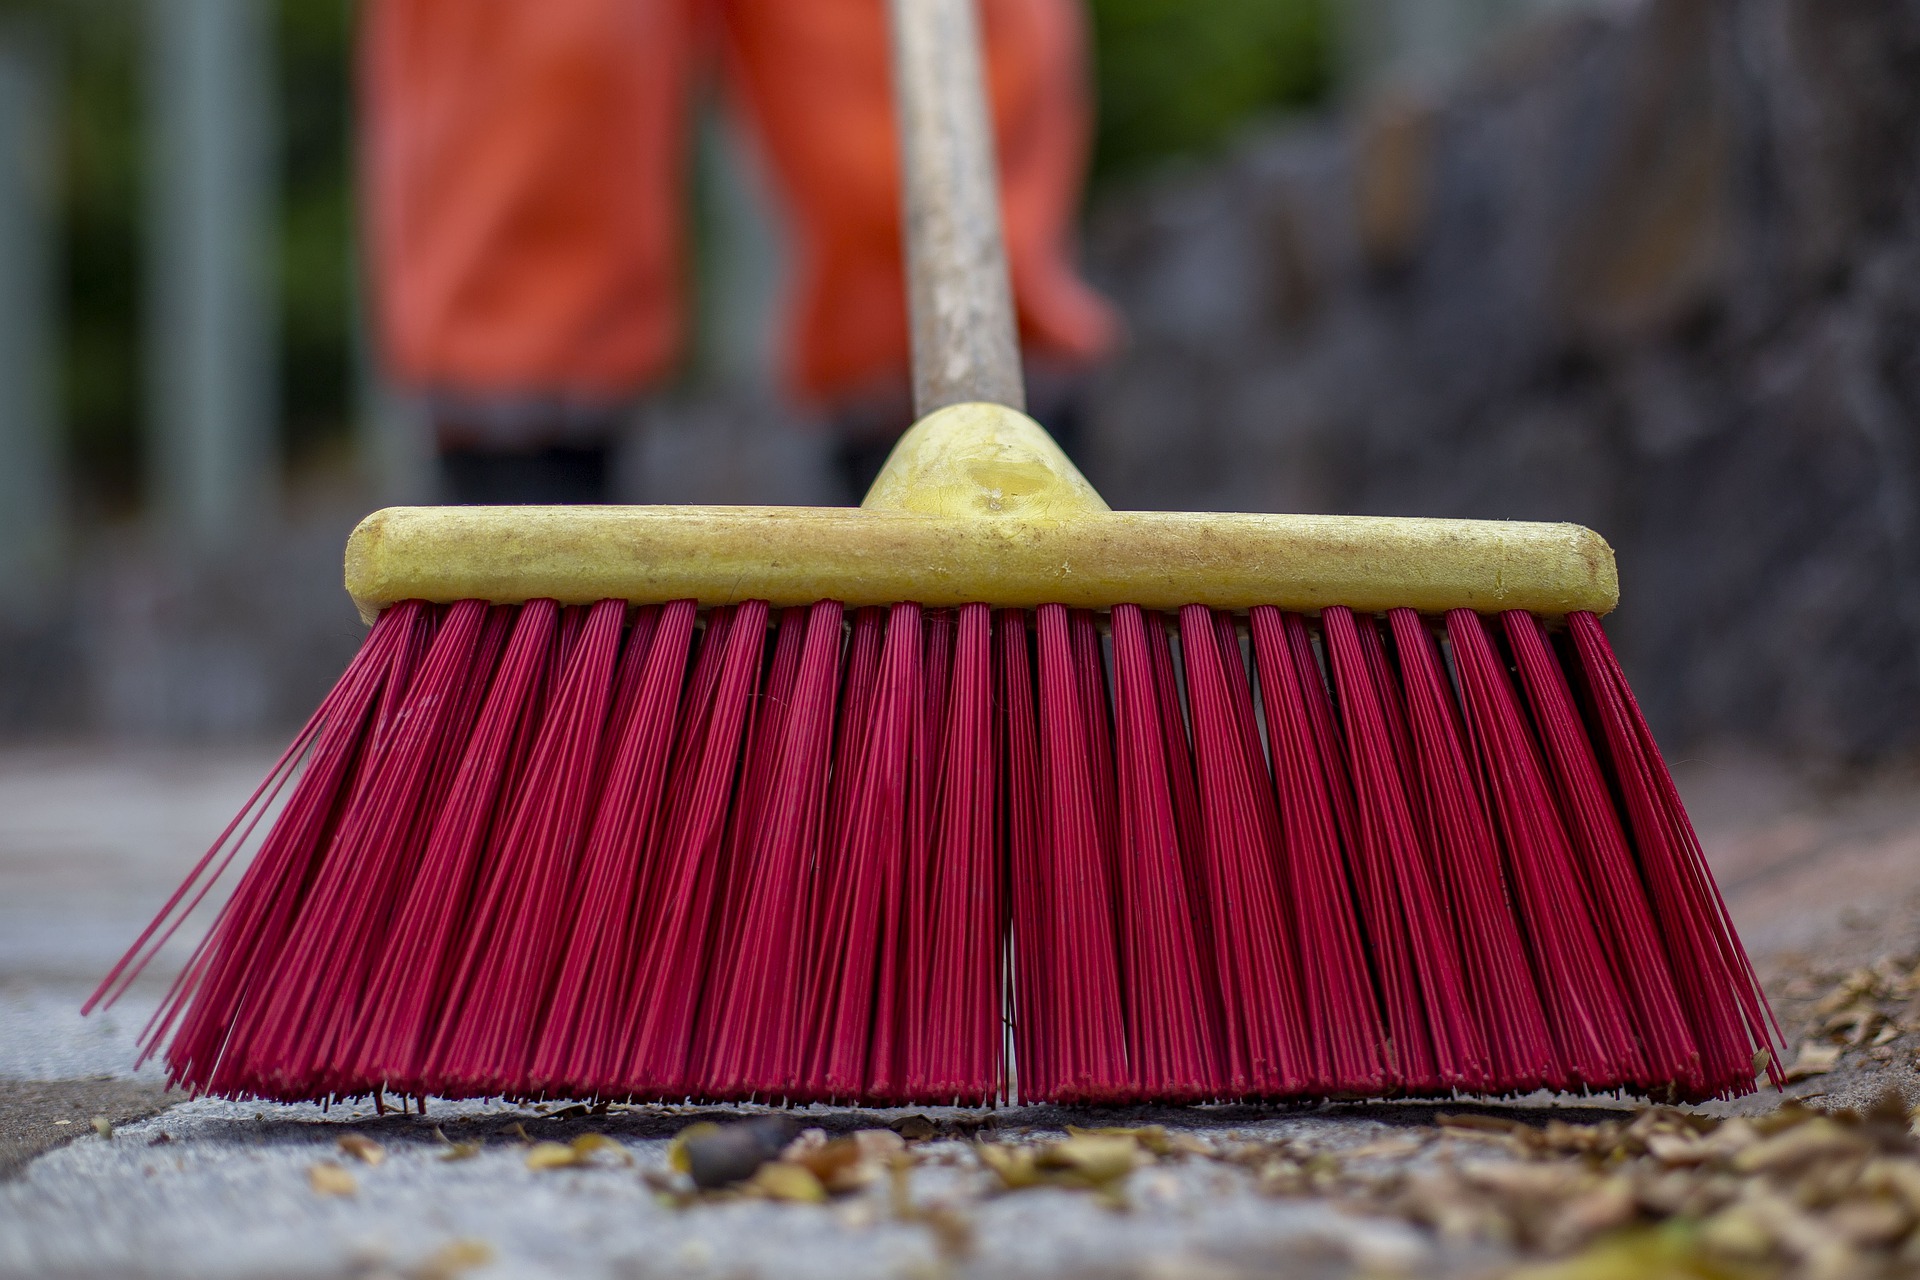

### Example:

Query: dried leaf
xmin=1698 ymin=1206 xmax=1775 ymax=1260
xmin=1861 ymin=1158 xmax=1920 ymax=1214
xmin=1458 ymin=1159 xmax=1594 ymax=1199
xmin=891 ymin=1114 xmax=937 ymax=1142
xmin=977 ymin=1142 xmax=1044 ymax=1190
xmin=920 ymin=1204 xmax=975 ymax=1260
xmin=524 ymin=1141 xmax=580 ymax=1171
xmin=1343 ymin=1135 xmax=1426 ymax=1161
xmin=1504 ymin=1223 xmax=1713 ymax=1279
xmin=1067 ymin=1124 xmax=1201 ymax=1158
xmin=308 ymin=1161 xmax=358 ymax=1196
xmin=439 ymin=1141 xmax=482 ymax=1163
xmin=1540 ymin=1178 xmax=1637 ymax=1253
xmin=414 ymin=1239 xmax=494 ymax=1280
xmin=1037 ymin=1134 xmax=1140 ymax=1183
xmin=337 ymin=1135 xmax=385 ymax=1166
xmin=785 ymin=1135 xmax=880 ymax=1194
xmin=1752 ymin=1048 xmax=1773 ymax=1079
xmin=1787 ymin=1041 xmax=1843 ymax=1081
xmin=89 ymin=1116 xmax=113 ymax=1139
xmin=747 ymin=1161 xmax=829 ymax=1203
xmin=569 ymin=1133 xmax=627 ymax=1163
xmin=1731 ymin=1118 xmax=1866 ymax=1174
xmin=1643 ymin=1132 xmax=1712 ymax=1167
xmin=522 ymin=1134 xmax=626 ymax=1171
xmin=852 ymin=1129 xmax=907 ymax=1162
xmin=1824 ymin=1196 xmax=1910 ymax=1248
xmin=667 ymin=1122 xmax=721 ymax=1174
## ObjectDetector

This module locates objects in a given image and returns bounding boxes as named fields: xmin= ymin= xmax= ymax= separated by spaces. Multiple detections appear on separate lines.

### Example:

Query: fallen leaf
xmin=891 ymin=1114 xmax=936 ymax=1142
xmin=309 ymin=1161 xmax=358 ymax=1196
xmin=1786 ymin=1041 xmax=1842 ymax=1081
xmin=668 ymin=1122 xmax=721 ymax=1174
xmin=1643 ymin=1132 xmax=1712 ymax=1166
xmin=439 ymin=1142 xmax=482 ymax=1163
xmin=337 ymin=1135 xmax=385 ymax=1166
xmin=1342 ymin=1135 xmax=1426 ymax=1161
xmin=1503 ymin=1223 xmax=1715 ymax=1279
xmin=977 ymin=1142 xmax=1044 ymax=1190
xmin=1540 ymin=1177 xmax=1637 ymax=1253
xmin=569 ymin=1133 xmax=628 ymax=1163
xmin=523 ymin=1134 xmax=627 ymax=1171
xmin=1823 ymin=1196 xmax=1910 ymax=1248
xmin=920 ymin=1204 xmax=975 ymax=1260
xmin=1697 ymin=1205 xmax=1775 ymax=1261
xmin=785 ymin=1135 xmax=878 ymax=1194
xmin=1458 ymin=1160 xmax=1593 ymax=1200
xmin=852 ymin=1128 xmax=907 ymax=1162
xmin=1037 ymin=1134 xmax=1140 ymax=1183
xmin=1730 ymin=1118 xmax=1866 ymax=1174
xmin=746 ymin=1161 xmax=828 ymax=1203
xmin=89 ymin=1116 xmax=113 ymax=1139
xmin=414 ymin=1239 xmax=494 ymax=1280
xmin=524 ymin=1141 xmax=580 ymax=1171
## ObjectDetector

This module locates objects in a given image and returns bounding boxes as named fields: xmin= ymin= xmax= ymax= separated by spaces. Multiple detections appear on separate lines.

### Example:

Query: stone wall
xmin=1083 ymin=0 xmax=1920 ymax=760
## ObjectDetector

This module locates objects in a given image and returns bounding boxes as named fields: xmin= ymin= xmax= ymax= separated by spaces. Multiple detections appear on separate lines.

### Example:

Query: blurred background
xmin=0 ymin=0 xmax=1913 ymax=770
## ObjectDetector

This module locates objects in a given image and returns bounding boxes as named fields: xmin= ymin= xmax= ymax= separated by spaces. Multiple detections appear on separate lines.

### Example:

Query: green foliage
xmin=1 ymin=0 xmax=145 ymax=507
xmin=0 ymin=0 xmax=352 ymax=508
xmin=274 ymin=0 xmax=353 ymax=469
xmin=1087 ymin=0 xmax=1333 ymax=181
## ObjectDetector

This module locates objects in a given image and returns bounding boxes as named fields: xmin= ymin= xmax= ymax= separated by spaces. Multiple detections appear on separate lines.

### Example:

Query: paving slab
xmin=1 ymin=743 xmax=1917 ymax=1279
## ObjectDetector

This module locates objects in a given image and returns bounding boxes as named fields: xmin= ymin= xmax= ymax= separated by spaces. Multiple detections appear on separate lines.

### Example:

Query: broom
xmin=88 ymin=0 xmax=1782 ymax=1109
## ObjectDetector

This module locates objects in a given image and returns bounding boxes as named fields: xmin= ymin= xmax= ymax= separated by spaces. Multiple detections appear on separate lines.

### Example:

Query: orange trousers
xmin=362 ymin=0 xmax=1118 ymax=421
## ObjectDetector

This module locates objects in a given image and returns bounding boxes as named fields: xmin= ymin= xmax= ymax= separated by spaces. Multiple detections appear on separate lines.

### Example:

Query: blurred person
xmin=361 ymin=0 xmax=1119 ymax=505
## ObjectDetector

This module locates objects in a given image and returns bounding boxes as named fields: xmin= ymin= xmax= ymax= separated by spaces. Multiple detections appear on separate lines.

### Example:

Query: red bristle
xmin=1071 ymin=611 xmax=1121 ymax=896
xmin=704 ymin=609 xmax=808 ymax=981
xmin=1566 ymin=612 xmax=1781 ymax=1096
xmin=696 ymin=600 xmax=844 ymax=1100
xmin=242 ymin=600 xmax=492 ymax=1099
xmin=1143 ymin=612 xmax=1228 ymax=1053
xmin=788 ymin=606 xmax=887 ymax=1099
xmin=1382 ymin=608 xmax=1554 ymax=1093
xmin=997 ymin=609 xmax=1045 ymax=1103
xmin=619 ymin=601 xmax=770 ymax=1099
xmin=689 ymin=605 xmax=810 ymax=1097
xmin=1502 ymin=610 xmax=1703 ymax=1093
xmin=1246 ymin=607 xmax=1388 ymax=1096
xmin=822 ymin=608 xmax=886 ymax=860
xmin=353 ymin=600 xmax=565 ymax=1095
xmin=1024 ymin=603 xmax=1128 ymax=1102
xmin=923 ymin=609 xmax=955 ymax=779
xmin=1109 ymin=605 xmax=1222 ymax=1099
xmin=1177 ymin=605 xmax=1311 ymax=1098
xmin=423 ymin=598 xmax=627 ymax=1097
xmin=1321 ymin=606 xmax=1486 ymax=1092
xmin=144 ymin=601 xmax=433 ymax=1096
xmin=911 ymin=602 xmax=1001 ymax=1104
xmin=529 ymin=600 xmax=695 ymax=1096
xmin=1446 ymin=608 xmax=1644 ymax=1090
xmin=803 ymin=602 xmax=922 ymax=1103
xmin=884 ymin=608 xmax=940 ymax=1104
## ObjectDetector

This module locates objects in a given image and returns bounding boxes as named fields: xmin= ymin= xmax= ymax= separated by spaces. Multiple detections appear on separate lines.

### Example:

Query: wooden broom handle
xmin=887 ymin=0 xmax=1027 ymax=417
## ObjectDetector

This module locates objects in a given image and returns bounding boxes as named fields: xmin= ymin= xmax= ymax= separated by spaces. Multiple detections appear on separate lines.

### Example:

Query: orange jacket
xmin=362 ymin=0 xmax=1118 ymax=412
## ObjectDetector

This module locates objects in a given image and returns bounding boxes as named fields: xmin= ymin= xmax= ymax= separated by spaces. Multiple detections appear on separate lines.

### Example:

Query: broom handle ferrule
xmin=888 ymin=0 xmax=1026 ymax=417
